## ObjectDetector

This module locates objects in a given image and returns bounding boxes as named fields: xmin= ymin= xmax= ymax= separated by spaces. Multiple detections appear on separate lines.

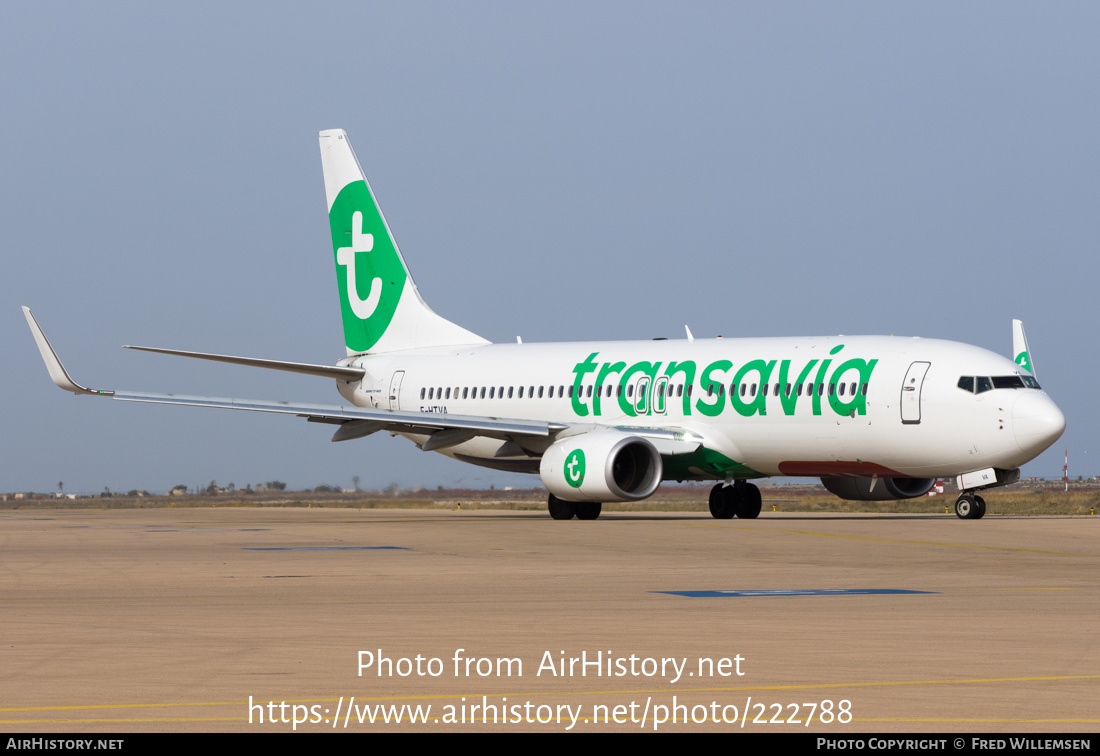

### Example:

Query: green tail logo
xmin=1015 ymin=351 xmax=1031 ymax=372
xmin=329 ymin=181 xmax=407 ymax=353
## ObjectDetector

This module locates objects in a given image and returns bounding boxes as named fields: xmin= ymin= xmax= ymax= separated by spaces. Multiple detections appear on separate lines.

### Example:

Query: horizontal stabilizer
xmin=123 ymin=345 xmax=364 ymax=381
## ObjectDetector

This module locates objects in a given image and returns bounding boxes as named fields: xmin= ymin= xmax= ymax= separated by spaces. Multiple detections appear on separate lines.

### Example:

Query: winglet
xmin=1012 ymin=319 xmax=1036 ymax=378
xmin=22 ymin=307 xmax=110 ymax=396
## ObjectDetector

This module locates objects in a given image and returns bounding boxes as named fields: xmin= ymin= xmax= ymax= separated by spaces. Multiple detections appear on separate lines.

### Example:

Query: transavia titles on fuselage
xmin=24 ymin=129 xmax=1065 ymax=520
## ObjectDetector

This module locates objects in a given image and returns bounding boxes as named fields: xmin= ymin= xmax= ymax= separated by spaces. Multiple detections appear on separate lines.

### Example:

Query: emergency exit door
xmin=900 ymin=361 xmax=930 ymax=424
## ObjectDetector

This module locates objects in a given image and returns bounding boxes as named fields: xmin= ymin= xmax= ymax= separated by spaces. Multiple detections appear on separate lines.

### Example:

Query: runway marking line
xmin=146 ymin=529 xmax=271 ymax=532
xmin=243 ymin=546 xmax=407 ymax=551
xmin=655 ymin=589 xmax=935 ymax=598
xmin=690 ymin=524 xmax=1100 ymax=558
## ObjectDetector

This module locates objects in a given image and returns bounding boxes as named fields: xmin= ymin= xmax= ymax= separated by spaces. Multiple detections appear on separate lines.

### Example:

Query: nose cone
xmin=1014 ymin=392 xmax=1066 ymax=457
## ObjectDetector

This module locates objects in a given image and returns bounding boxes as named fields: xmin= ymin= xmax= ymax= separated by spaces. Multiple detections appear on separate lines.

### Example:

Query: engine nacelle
xmin=821 ymin=476 xmax=937 ymax=501
xmin=540 ymin=430 xmax=663 ymax=503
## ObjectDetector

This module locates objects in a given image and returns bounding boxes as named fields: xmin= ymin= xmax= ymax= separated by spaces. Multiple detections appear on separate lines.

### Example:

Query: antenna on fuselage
xmin=685 ymin=325 xmax=694 ymax=343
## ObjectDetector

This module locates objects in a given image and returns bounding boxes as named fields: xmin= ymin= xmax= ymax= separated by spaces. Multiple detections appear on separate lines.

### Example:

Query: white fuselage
xmin=336 ymin=334 xmax=1064 ymax=481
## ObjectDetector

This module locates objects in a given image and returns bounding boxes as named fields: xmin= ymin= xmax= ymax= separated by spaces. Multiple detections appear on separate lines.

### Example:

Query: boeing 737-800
xmin=24 ymin=129 xmax=1066 ymax=520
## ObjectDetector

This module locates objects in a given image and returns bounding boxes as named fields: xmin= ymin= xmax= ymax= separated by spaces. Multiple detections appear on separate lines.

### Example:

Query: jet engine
xmin=540 ymin=430 xmax=663 ymax=503
xmin=821 ymin=476 xmax=937 ymax=501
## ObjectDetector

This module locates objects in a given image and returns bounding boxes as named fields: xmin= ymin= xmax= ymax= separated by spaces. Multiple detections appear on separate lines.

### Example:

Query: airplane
xmin=23 ymin=129 xmax=1066 ymax=521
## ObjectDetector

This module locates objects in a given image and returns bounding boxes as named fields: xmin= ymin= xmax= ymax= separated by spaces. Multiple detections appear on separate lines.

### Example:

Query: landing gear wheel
xmin=709 ymin=484 xmax=736 ymax=519
xmin=576 ymin=502 xmax=602 ymax=520
xmin=736 ymin=483 xmax=763 ymax=519
xmin=974 ymin=495 xmax=986 ymax=519
xmin=955 ymin=494 xmax=979 ymax=519
xmin=548 ymin=494 xmax=576 ymax=520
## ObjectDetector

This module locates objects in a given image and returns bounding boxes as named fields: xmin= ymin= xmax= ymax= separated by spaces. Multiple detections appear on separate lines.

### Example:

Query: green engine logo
xmin=564 ymin=449 xmax=586 ymax=488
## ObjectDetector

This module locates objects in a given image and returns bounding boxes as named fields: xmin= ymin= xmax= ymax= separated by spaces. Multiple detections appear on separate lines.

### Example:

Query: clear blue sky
xmin=3 ymin=3 xmax=1096 ymax=494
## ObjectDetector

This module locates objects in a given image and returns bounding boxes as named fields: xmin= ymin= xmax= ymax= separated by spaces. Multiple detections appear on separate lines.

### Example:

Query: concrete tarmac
xmin=1 ymin=507 xmax=1097 ymax=733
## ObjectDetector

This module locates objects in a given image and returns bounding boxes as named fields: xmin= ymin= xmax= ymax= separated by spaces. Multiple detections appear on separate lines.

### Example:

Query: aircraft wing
xmin=23 ymin=307 xmax=565 ymax=441
xmin=24 ymin=307 xmax=707 ymax=457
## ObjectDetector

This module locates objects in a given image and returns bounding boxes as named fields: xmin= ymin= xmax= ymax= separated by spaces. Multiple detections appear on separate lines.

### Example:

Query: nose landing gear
xmin=954 ymin=493 xmax=987 ymax=519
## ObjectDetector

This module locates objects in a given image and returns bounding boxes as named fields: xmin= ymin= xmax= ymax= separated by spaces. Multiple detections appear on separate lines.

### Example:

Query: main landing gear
xmin=709 ymin=481 xmax=763 ymax=519
xmin=954 ymin=492 xmax=987 ymax=520
xmin=548 ymin=494 xmax=601 ymax=521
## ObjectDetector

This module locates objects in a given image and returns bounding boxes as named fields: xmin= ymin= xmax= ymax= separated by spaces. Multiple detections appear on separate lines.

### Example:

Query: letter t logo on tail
xmin=327 ymin=181 xmax=407 ymax=353
xmin=337 ymin=211 xmax=383 ymax=320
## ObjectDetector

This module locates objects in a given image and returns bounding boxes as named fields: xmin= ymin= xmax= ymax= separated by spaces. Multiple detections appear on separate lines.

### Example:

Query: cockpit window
xmin=959 ymin=375 xmax=1042 ymax=394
